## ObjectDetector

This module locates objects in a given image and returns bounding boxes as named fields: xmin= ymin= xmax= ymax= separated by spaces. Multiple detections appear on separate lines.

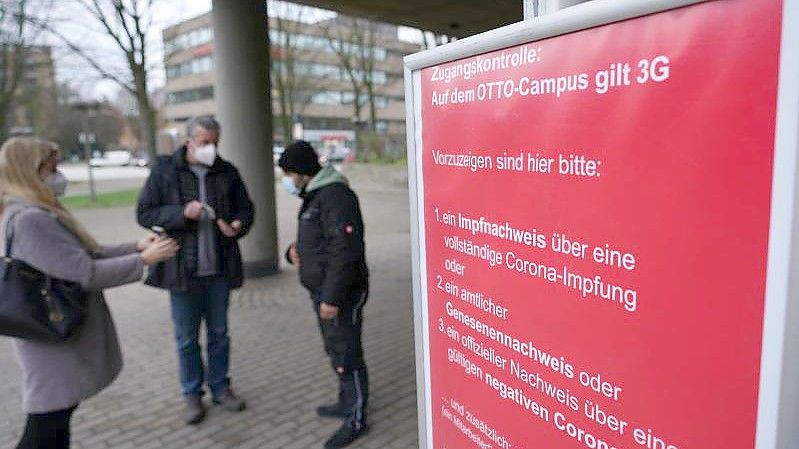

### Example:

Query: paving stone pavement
xmin=0 ymin=164 xmax=419 ymax=449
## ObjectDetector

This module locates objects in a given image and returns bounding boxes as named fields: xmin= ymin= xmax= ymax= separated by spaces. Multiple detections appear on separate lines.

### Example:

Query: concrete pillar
xmin=211 ymin=0 xmax=278 ymax=277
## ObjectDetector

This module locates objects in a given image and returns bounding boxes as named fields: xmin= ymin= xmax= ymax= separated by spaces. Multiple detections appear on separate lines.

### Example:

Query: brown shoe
xmin=212 ymin=388 xmax=246 ymax=412
xmin=184 ymin=395 xmax=206 ymax=425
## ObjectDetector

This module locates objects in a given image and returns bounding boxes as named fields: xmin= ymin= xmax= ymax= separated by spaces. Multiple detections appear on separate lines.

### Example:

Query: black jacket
xmin=136 ymin=146 xmax=254 ymax=291
xmin=292 ymin=171 xmax=368 ymax=307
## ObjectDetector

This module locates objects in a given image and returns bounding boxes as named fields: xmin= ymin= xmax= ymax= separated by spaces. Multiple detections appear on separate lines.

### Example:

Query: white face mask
xmin=281 ymin=176 xmax=300 ymax=196
xmin=193 ymin=143 xmax=217 ymax=166
xmin=44 ymin=171 xmax=68 ymax=197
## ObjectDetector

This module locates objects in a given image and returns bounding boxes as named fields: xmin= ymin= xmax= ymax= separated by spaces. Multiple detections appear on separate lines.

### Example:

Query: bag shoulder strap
xmin=3 ymin=206 xmax=32 ymax=259
xmin=3 ymin=204 xmax=94 ymax=260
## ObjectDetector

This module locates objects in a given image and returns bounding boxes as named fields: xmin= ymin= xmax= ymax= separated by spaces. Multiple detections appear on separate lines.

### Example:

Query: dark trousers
xmin=16 ymin=405 xmax=77 ymax=449
xmin=169 ymin=276 xmax=232 ymax=397
xmin=314 ymin=289 xmax=369 ymax=428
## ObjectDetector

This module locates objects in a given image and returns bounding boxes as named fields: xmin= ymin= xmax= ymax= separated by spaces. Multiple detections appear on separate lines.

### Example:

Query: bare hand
xmin=217 ymin=219 xmax=241 ymax=237
xmin=136 ymin=233 xmax=158 ymax=252
xmin=288 ymin=243 xmax=301 ymax=267
xmin=319 ymin=302 xmax=339 ymax=320
xmin=184 ymin=201 xmax=203 ymax=221
xmin=140 ymin=238 xmax=179 ymax=265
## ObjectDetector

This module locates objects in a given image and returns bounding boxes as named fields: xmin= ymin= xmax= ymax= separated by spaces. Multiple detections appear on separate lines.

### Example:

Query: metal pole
xmin=81 ymin=110 xmax=97 ymax=202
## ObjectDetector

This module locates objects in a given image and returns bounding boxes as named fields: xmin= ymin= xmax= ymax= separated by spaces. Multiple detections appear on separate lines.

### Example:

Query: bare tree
xmin=0 ymin=1 xmax=27 ymax=142
xmin=0 ymin=0 xmax=54 ymax=142
xmin=321 ymin=17 xmax=379 ymax=131
xmin=320 ymin=16 xmax=384 ymax=159
xmin=30 ymin=0 xmax=159 ymax=157
xmin=270 ymin=4 xmax=322 ymax=146
xmin=356 ymin=19 xmax=379 ymax=135
xmin=51 ymin=83 xmax=123 ymax=157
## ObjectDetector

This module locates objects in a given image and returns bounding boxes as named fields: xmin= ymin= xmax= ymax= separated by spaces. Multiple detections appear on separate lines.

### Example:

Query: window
xmin=340 ymin=91 xmax=356 ymax=105
xmin=373 ymin=47 xmax=387 ymax=60
xmin=164 ymin=27 xmax=214 ymax=55
xmin=166 ymin=56 xmax=213 ymax=80
xmin=304 ymin=117 xmax=353 ymax=130
xmin=310 ymin=91 xmax=337 ymax=105
xmin=269 ymin=29 xmax=387 ymax=61
xmin=309 ymin=90 xmax=387 ymax=108
xmin=275 ymin=60 xmax=386 ymax=85
xmin=370 ymin=71 xmax=387 ymax=85
xmin=167 ymin=86 xmax=214 ymax=104
xmin=375 ymin=120 xmax=389 ymax=134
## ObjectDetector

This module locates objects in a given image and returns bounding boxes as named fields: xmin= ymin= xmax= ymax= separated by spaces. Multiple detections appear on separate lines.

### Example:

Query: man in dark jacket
xmin=136 ymin=116 xmax=254 ymax=425
xmin=279 ymin=141 xmax=369 ymax=449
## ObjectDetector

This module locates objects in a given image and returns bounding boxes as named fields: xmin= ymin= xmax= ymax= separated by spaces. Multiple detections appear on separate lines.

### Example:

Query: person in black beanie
xmin=278 ymin=141 xmax=370 ymax=449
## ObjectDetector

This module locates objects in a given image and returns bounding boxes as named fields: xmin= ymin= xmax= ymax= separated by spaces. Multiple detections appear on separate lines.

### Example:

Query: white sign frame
xmin=403 ymin=1 xmax=799 ymax=448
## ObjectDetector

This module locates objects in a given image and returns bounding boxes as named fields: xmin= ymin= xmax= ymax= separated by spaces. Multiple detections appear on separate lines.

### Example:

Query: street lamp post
xmin=351 ymin=116 xmax=367 ymax=161
xmin=73 ymin=102 xmax=101 ymax=202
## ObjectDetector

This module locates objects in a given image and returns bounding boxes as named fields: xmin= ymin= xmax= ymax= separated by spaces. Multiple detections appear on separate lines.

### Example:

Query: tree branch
xmin=112 ymin=0 xmax=139 ymax=58
xmin=26 ymin=14 xmax=135 ymax=92
xmin=76 ymin=0 xmax=130 ymax=54
xmin=0 ymin=0 xmax=29 ymax=102
xmin=130 ymin=1 xmax=148 ymax=68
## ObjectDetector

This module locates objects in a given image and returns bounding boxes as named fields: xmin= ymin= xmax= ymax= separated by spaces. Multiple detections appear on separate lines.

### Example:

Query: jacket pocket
xmin=300 ymin=261 xmax=325 ymax=293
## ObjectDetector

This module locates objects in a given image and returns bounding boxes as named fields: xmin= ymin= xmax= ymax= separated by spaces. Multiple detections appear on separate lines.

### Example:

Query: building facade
xmin=3 ymin=46 xmax=57 ymax=138
xmin=162 ymin=10 xmax=420 ymax=157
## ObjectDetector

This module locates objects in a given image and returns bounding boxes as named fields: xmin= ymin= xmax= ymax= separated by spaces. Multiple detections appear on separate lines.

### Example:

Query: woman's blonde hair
xmin=0 ymin=137 xmax=99 ymax=251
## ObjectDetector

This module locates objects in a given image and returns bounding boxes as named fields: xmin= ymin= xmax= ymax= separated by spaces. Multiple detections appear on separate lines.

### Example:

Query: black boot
xmin=324 ymin=367 xmax=369 ymax=448
xmin=324 ymin=422 xmax=369 ymax=449
xmin=317 ymin=381 xmax=348 ymax=418
xmin=317 ymin=400 xmax=348 ymax=418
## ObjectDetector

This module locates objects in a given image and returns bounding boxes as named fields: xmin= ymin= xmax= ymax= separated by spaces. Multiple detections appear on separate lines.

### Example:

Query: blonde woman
xmin=0 ymin=137 xmax=178 ymax=449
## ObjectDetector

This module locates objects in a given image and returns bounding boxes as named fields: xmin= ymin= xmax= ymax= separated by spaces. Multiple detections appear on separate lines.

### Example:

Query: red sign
xmin=419 ymin=1 xmax=783 ymax=448
xmin=192 ymin=43 xmax=214 ymax=57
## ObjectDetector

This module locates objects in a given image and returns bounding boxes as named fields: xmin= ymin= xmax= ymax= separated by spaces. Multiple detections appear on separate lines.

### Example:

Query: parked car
xmin=319 ymin=145 xmax=353 ymax=164
xmin=131 ymin=151 xmax=150 ymax=167
xmin=89 ymin=150 xmax=132 ymax=167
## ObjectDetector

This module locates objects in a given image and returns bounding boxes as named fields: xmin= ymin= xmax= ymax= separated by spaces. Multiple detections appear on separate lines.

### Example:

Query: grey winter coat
xmin=0 ymin=201 xmax=144 ymax=413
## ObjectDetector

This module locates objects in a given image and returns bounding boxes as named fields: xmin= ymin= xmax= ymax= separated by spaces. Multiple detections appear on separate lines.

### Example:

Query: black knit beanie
xmin=279 ymin=140 xmax=322 ymax=176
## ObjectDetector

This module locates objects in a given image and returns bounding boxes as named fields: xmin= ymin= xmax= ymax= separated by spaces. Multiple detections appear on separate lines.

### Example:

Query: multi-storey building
xmin=162 ymin=10 xmax=420 ymax=155
xmin=3 ymin=46 xmax=57 ymax=138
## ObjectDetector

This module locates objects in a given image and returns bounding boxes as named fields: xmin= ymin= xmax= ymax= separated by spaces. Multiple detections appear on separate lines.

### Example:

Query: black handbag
xmin=0 ymin=209 xmax=87 ymax=342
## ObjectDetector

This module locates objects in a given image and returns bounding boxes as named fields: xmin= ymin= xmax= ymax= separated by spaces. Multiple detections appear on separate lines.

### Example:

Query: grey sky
xmin=42 ymin=0 xmax=422 ymax=103
xmin=45 ymin=0 xmax=213 ymax=100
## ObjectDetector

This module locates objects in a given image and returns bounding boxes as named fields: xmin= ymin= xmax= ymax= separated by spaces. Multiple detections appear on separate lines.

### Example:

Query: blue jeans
xmin=170 ymin=277 xmax=231 ymax=397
